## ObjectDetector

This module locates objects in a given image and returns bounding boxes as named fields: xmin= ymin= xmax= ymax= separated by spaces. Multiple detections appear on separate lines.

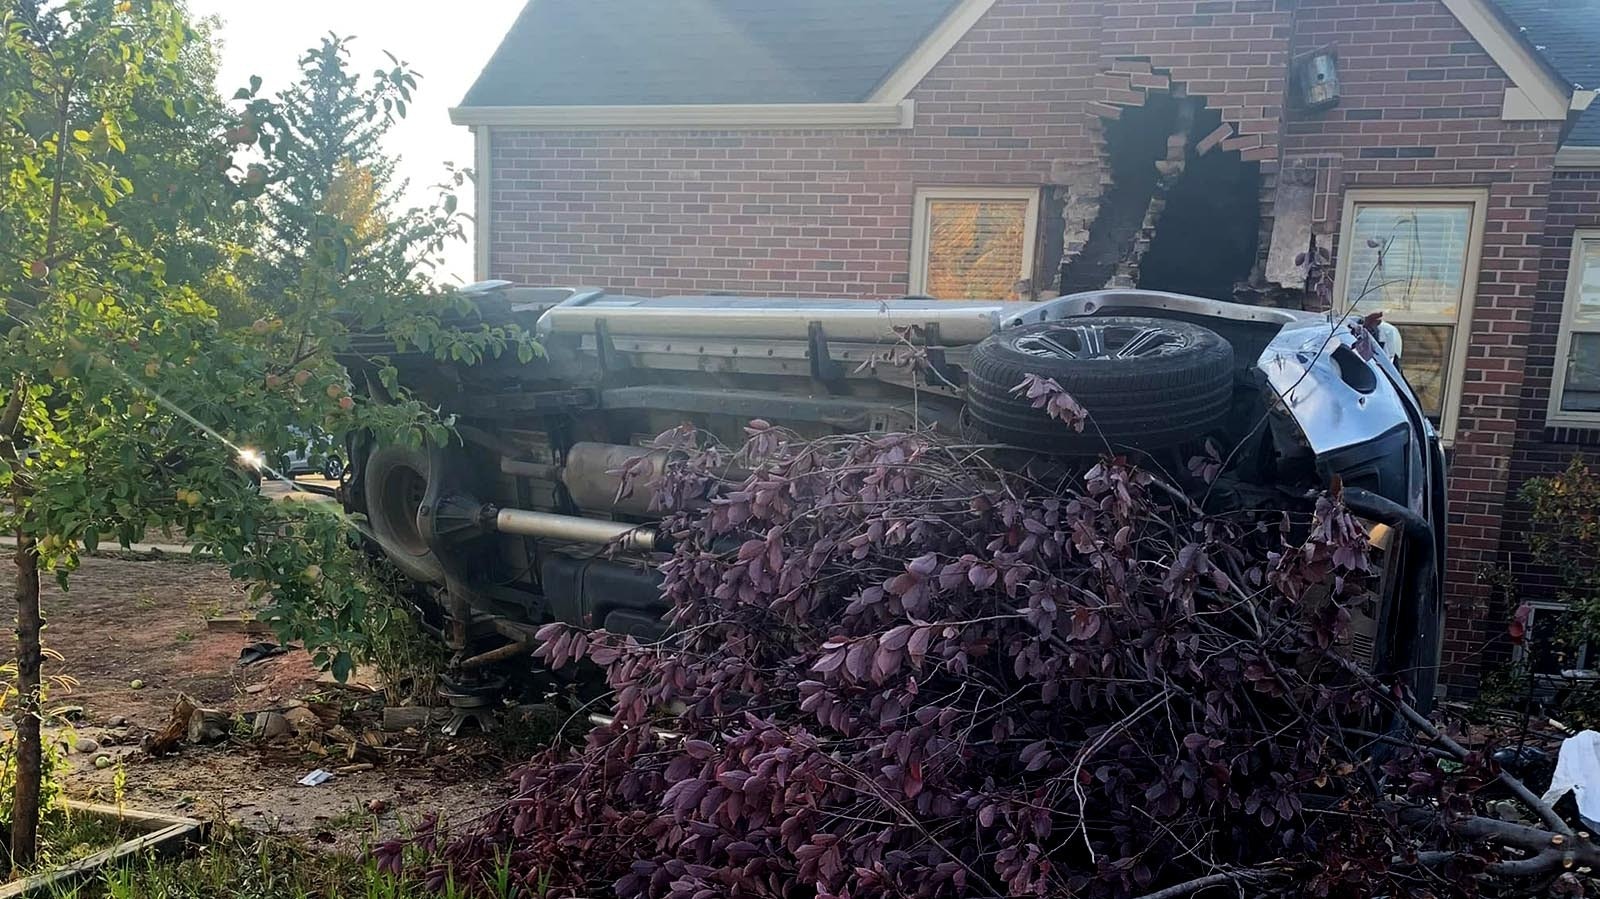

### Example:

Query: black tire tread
xmin=966 ymin=316 xmax=1235 ymax=453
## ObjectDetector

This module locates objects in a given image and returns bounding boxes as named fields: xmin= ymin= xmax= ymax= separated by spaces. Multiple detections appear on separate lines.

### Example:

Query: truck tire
xmin=362 ymin=444 xmax=444 ymax=584
xmin=967 ymin=316 xmax=1234 ymax=454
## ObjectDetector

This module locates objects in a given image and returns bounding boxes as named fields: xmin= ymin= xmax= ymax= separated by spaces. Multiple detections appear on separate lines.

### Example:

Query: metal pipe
xmin=538 ymin=298 xmax=1012 ymax=345
xmin=493 ymin=507 xmax=658 ymax=552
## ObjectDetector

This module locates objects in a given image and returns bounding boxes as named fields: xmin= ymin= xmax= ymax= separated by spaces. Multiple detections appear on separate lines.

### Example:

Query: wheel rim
xmin=1013 ymin=321 xmax=1190 ymax=361
xmin=378 ymin=463 xmax=430 ymax=556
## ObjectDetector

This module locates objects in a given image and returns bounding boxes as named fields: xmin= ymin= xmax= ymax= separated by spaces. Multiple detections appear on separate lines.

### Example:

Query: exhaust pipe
xmin=421 ymin=489 xmax=660 ymax=552
xmin=494 ymin=507 xmax=658 ymax=552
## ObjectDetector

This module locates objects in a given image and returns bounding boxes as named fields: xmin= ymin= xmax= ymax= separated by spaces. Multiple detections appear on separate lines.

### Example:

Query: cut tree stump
xmin=145 ymin=695 xmax=195 ymax=756
xmin=185 ymin=708 xmax=231 ymax=744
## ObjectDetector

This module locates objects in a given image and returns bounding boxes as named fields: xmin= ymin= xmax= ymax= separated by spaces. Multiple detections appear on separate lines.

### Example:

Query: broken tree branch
xmin=1398 ymin=807 xmax=1595 ymax=876
xmin=1132 ymin=868 xmax=1280 ymax=899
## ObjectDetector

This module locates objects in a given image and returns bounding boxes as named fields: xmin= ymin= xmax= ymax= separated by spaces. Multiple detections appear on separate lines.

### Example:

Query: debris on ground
xmin=144 ymin=695 xmax=196 ymax=757
xmin=238 ymin=641 xmax=294 ymax=666
xmin=204 ymin=616 xmax=273 ymax=636
xmin=380 ymin=706 xmax=443 ymax=732
xmin=28 ymin=555 xmax=508 ymax=851
xmin=252 ymin=712 xmax=291 ymax=741
xmin=186 ymin=708 xmax=232 ymax=745
xmin=296 ymin=769 xmax=332 ymax=787
xmin=1544 ymin=730 xmax=1600 ymax=829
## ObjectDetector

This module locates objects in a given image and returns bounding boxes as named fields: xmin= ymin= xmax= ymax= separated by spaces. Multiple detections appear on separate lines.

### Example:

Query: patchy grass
xmin=40 ymin=829 xmax=464 ymax=899
xmin=33 ymin=813 xmax=137 ymax=869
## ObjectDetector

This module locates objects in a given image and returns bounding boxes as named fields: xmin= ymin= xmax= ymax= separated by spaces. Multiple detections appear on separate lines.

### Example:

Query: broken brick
xmin=1093 ymin=74 xmax=1135 ymax=92
xmin=1101 ymin=87 xmax=1145 ymax=107
xmin=1084 ymin=101 xmax=1123 ymax=120
xmin=1221 ymin=133 xmax=1263 ymax=153
xmin=1108 ymin=58 xmax=1153 ymax=75
xmin=1130 ymin=72 xmax=1171 ymax=91
xmin=1196 ymin=123 xmax=1234 ymax=155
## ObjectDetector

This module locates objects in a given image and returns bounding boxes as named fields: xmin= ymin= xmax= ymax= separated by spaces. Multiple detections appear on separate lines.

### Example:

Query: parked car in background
xmin=238 ymin=428 xmax=342 ymax=482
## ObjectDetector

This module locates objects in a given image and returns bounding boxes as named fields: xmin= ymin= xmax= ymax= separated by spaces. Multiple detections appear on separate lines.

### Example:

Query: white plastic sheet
xmin=1541 ymin=730 xmax=1600 ymax=829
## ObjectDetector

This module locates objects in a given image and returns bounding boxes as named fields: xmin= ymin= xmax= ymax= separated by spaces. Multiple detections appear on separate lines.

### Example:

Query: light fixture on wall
xmin=1293 ymin=48 xmax=1341 ymax=112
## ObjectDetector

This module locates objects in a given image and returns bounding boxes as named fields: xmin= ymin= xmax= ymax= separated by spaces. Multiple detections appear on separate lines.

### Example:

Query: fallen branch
xmin=395 ymin=429 xmax=1600 ymax=897
xmin=1321 ymin=649 xmax=1576 ymax=840
xmin=1397 ymin=806 xmax=1596 ymax=876
xmin=1133 ymin=868 xmax=1281 ymax=899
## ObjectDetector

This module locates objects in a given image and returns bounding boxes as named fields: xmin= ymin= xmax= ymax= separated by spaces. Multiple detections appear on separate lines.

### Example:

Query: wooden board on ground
xmin=0 ymin=802 xmax=205 ymax=898
xmin=203 ymin=616 xmax=273 ymax=636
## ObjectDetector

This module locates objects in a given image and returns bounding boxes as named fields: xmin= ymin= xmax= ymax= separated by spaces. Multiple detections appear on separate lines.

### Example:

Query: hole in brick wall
xmin=1058 ymin=94 xmax=1261 ymax=301
xmin=1137 ymin=107 xmax=1261 ymax=301
xmin=1059 ymin=94 xmax=1178 ymax=295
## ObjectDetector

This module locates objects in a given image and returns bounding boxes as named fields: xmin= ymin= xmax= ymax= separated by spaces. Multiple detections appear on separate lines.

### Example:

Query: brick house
xmin=452 ymin=0 xmax=1600 ymax=695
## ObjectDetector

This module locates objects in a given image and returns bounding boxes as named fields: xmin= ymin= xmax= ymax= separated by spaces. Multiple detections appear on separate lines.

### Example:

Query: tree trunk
xmin=10 ymin=530 xmax=42 ymax=871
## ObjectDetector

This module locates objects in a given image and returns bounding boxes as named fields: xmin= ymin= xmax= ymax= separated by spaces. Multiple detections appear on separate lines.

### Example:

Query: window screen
xmin=912 ymin=189 xmax=1038 ymax=300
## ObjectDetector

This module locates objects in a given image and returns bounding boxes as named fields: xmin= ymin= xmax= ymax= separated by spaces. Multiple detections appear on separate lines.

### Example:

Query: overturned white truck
xmin=339 ymin=285 xmax=1446 ymax=730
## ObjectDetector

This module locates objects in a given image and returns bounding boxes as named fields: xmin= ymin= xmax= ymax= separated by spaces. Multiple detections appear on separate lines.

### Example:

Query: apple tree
xmin=0 ymin=0 xmax=527 ymax=867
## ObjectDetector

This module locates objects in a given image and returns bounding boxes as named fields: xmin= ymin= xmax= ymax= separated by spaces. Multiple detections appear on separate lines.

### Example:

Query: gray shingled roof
xmin=1490 ymin=0 xmax=1600 ymax=145
xmin=458 ymin=0 xmax=961 ymax=108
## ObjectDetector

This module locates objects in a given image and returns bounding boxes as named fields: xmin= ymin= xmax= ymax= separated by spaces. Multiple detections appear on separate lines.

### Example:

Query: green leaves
xmin=0 ymin=2 xmax=531 ymax=686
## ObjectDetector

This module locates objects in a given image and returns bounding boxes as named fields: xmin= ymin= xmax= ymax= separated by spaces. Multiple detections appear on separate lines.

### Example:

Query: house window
xmin=910 ymin=187 xmax=1040 ymax=299
xmin=1333 ymin=189 xmax=1488 ymax=441
xmin=1515 ymin=601 xmax=1594 ymax=678
xmin=1548 ymin=230 xmax=1600 ymax=426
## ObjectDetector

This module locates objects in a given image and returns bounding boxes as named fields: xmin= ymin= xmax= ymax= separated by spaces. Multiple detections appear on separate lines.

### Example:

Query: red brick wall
xmin=1278 ymin=0 xmax=1563 ymax=695
xmin=1493 ymin=170 xmax=1600 ymax=669
xmin=485 ymin=0 xmax=1294 ymax=296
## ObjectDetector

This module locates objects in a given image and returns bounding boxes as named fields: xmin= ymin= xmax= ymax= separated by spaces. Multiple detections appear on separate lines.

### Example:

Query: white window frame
xmin=1546 ymin=229 xmax=1600 ymax=427
xmin=1514 ymin=600 xmax=1596 ymax=683
xmin=909 ymin=187 xmax=1041 ymax=299
xmin=1332 ymin=188 xmax=1489 ymax=443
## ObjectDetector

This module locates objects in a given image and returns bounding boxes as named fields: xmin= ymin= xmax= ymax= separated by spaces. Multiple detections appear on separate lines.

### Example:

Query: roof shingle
xmin=1490 ymin=0 xmax=1600 ymax=146
xmin=458 ymin=0 xmax=962 ymax=108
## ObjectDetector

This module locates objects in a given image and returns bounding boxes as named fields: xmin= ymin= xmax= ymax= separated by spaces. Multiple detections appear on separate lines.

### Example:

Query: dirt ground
xmin=15 ymin=554 xmax=513 ymax=851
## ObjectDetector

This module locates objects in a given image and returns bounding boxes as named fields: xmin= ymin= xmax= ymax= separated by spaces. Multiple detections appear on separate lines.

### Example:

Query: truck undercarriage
xmin=339 ymin=285 xmax=1447 ymax=727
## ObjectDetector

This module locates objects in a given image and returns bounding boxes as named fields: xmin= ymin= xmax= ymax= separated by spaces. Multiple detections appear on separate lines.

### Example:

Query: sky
xmin=188 ymin=0 xmax=528 ymax=285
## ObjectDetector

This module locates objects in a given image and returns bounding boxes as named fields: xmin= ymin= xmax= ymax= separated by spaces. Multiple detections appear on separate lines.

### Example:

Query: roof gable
xmin=1490 ymin=0 xmax=1600 ymax=149
xmin=459 ymin=0 xmax=962 ymax=108
xmin=1490 ymin=0 xmax=1600 ymax=88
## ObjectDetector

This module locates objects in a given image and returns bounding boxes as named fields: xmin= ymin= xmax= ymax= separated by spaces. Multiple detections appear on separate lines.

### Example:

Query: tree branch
xmin=44 ymin=78 xmax=73 ymax=262
xmin=1133 ymin=868 xmax=1279 ymax=899
xmin=0 ymin=378 xmax=23 ymax=447
xmin=1397 ymin=806 xmax=1591 ymax=877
